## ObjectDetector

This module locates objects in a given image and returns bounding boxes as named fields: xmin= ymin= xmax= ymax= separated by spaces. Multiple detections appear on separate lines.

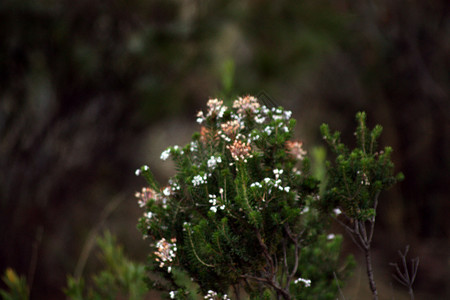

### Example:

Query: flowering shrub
xmin=136 ymin=96 xmax=353 ymax=299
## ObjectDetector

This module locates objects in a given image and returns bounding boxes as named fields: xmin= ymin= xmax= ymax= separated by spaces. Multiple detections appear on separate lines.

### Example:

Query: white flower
xmin=255 ymin=115 xmax=266 ymax=124
xmin=190 ymin=141 xmax=198 ymax=152
xmin=196 ymin=111 xmax=205 ymax=124
xmin=170 ymin=291 xmax=177 ymax=299
xmin=192 ymin=174 xmax=207 ymax=186
xmin=261 ymin=105 xmax=270 ymax=115
xmin=218 ymin=106 xmax=227 ymax=118
xmin=170 ymin=180 xmax=181 ymax=191
xmin=284 ymin=110 xmax=292 ymax=120
xmin=160 ymin=148 xmax=171 ymax=161
xmin=301 ymin=206 xmax=309 ymax=214
xmin=327 ymin=234 xmax=336 ymax=240
xmin=210 ymin=206 xmax=217 ymax=213
xmin=250 ymin=182 xmax=262 ymax=188
xmin=207 ymin=156 xmax=222 ymax=170
xmin=294 ymin=277 xmax=311 ymax=287
xmin=251 ymin=134 xmax=260 ymax=141
xmin=264 ymin=126 xmax=273 ymax=135
xmin=273 ymin=169 xmax=283 ymax=176
xmin=135 ymin=169 xmax=141 ymax=176
xmin=209 ymin=195 xmax=217 ymax=205
xmin=333 ymin=208 xmax=342 ymax=216
xmin=204 ymin=290 xmax=218 ymax=299
xmin=163 ymin=187 xmax=171 ymax=196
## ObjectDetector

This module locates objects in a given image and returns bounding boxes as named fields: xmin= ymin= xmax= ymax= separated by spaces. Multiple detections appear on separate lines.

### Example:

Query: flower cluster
xmin=294 ymin=277 xmax=311 ymax=287
xmin=233 ymin=95 xmax=260 ymax=115
xmin=204 ymin=290 xmax=230 ymax=300
xmin=135 ymin=187 xmax=157 ymax=208
xmin=226 ymin=140 xmax=252 ymax=162
xmin=209 ymin=193 xmax=225 ymax=213
xmin=169 ymin=178 xmax=181 ymax=192
xmin=169 ymin=291 xmax=178 ymax=299
xmin=160 ymin=145 xmax=183 ymax=161
xmin=220 ymin=120 xmax=241 ymax=142
xmin=192 ymin=174 xmax=208 ymax=186
xmin=161 ymin=148 xmax=171 ymax=161
xmin=196 ymin=99 xmax=228 ymax=123
xmin=357 ymin=170 xmax=370 ymax=186
xmin=200 ymin=126 xmax=219 ymax=144
xmin=192 ymin=96 xmax=298 ymax=168
xmin=135 ymin=165 xmax=149 ymax=176
xmin=207 ymin=99 xmax=227 ymax=118
xmin=207 ymin=156 xmax=222 ymax=170
xmin=286 ymin=140 xmax=307 ymax=161
xmin=250 ymin=169 xmax=291 ymax=194
xmin=154 ymin=238 xmax=177 ymax=271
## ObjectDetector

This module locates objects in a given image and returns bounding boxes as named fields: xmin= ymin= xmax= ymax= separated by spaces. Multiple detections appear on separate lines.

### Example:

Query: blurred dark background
xmin=0 ymin=0 xmax=448 ymax=299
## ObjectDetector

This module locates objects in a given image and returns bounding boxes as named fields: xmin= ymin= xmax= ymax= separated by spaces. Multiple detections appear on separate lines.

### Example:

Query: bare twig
xmin=334 ymin=207 xmax=379 ymax=299
xmin=389 ymin=245 xmax=419 ymax=300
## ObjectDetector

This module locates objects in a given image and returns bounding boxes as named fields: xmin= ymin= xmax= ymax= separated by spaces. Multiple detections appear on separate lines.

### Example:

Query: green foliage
xmin=136 ymin=96 xmax=352 ymax=299
xmin=65 ymin=232 xmax=148 ymax=300
xmin=320 ymin=112 xmax=403 ymax=299
xmin=320 ymin=112 xmax=403 ymax=220
xmin=0 ymin=268 xmax=29 ymax=300
xmin=294 ymin=234 xmax=355 ymax=299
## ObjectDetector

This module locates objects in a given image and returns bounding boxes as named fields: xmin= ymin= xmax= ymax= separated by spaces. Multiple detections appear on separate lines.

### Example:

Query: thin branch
xmin=357 ymin=220 xmax=369 ymax=246
xmin=343 ymin=224 xmax=365 ymax=252
xmin=356 ymin=221 xmax=369 ymax=250
xmin=187 ymin=227 xmax=215 ymax=268
xmin=255 ymin=230 xmax=275 ymax=277
xmin=282 ymin=239 xmax=288 ymax=284
xmin=288 ymin=241 xmax=300 ymax=284
xmin=333 ymin=272 xmax=347 ymax=300
xmin=368 ymin=192 xmax=380 ymax=243
xmin=240 ymin=274 xmax=291 ymax=300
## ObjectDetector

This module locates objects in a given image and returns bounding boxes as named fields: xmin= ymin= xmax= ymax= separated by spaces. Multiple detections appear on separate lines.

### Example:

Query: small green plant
xmin=320 ymin=112 xmax=404 ymax=300
xmin=65 ymin=231 xmax=148 ymax=300
xmin=136 ymin=96 xmax=353 ymax=299
xmin=0 ymin=268 xmax=29 ymax=300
